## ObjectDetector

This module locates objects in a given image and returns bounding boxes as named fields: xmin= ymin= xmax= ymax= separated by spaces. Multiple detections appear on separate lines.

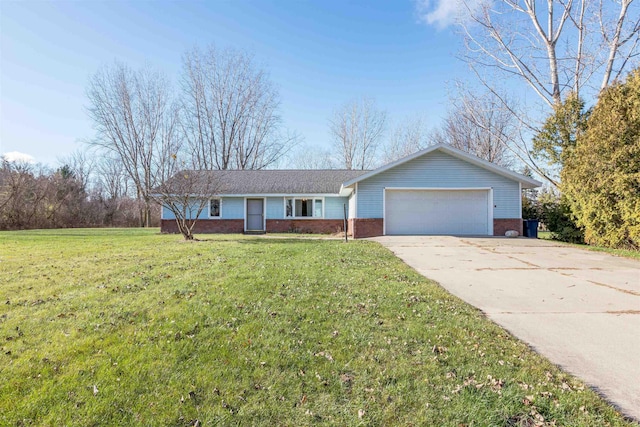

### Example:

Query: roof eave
xmin=338 ymin=185 xmax=354 ymax=197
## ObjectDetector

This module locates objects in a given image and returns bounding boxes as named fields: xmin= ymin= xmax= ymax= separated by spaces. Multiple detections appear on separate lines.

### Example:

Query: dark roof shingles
xmin=181 ymin=170 xmax=367 ymax=195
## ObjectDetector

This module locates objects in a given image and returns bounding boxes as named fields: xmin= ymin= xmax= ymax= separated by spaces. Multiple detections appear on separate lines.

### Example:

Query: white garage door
xmin=385 ymin=189 xmax=491 ymax=235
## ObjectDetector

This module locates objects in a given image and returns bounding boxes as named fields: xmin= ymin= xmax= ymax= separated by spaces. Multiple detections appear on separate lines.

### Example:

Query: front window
xmin=314 ymin=199 xmax=323 ymax=217
xmin=209 ymin=198 xmax=221 ymax=218
xmin=285 ymin=198 xmax=323 ymax=218
xmin=286 ymin=199 xmax=293 ymax=217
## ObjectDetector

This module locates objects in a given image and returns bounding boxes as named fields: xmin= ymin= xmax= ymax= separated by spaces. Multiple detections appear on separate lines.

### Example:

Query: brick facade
xmin=493 ymin=218 xmax=523 ymax=236
xmin=266 ymin=219 xmax=344 ymax=234
xmin=162 ymin=217 xmax=523 ymax=237
xmin=161 ymin=219 xmax=345 ymax=235
xmin=348 ymin=218 xmax=384 ymax=238
xmin=345 ymin=218 xmax=523 ymax=238
xmin=161 ymin=219 xmax=244 ymax=234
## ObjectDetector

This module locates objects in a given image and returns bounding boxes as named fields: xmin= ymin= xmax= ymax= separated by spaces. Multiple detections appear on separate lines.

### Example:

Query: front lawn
xmin=0 ymin=229 xmax=632 ymax=426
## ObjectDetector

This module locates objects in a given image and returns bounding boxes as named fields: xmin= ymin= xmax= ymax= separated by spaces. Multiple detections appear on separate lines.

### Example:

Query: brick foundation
xmin=161 ymin=219 xmax=244 ymax=234
xmin=162 ymin=219 xmax=345 ymax=234
xmin=493 ymin=218 xmax=523 ymax=236
xmin=162 ymin=217 xmax=520 ymax=237
xmin=349 ymin=218 xmax=384 ymax=238
xmin=266 ymin=219 xmax=344 ymax=234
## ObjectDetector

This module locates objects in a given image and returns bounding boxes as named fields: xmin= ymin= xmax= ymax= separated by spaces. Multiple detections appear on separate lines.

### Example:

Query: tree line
xmin=0 ymin=152 xmax=151 ymax=230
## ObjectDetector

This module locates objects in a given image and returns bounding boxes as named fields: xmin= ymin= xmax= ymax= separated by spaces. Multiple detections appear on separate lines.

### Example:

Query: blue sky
xmin=1 ymin=0 xmax=470 ymax=166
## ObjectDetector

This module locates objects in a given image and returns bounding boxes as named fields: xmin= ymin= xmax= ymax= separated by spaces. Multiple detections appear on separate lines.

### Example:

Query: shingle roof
xmin=169 ymin=169 xmax=368 ymax=195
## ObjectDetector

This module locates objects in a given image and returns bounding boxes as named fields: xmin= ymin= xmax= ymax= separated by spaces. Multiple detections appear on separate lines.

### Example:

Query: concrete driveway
xmin=373 ymin=236 xmax=640 ymax=421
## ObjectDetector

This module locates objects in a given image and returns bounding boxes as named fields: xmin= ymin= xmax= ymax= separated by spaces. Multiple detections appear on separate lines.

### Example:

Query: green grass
xmin=538 ymin=231 xmax=640 ymax=260
xmin=0 ymin=229 xmax=633 ymax=426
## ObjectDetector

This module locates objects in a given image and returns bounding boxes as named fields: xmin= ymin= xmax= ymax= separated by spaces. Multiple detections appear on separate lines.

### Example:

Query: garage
xmin=384 ymin=188 xmax=492 ymax=235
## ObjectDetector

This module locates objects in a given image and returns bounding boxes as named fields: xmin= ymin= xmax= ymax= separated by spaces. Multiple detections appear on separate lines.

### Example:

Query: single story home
xmin=161 ymin=143 xmax=541 ymax=238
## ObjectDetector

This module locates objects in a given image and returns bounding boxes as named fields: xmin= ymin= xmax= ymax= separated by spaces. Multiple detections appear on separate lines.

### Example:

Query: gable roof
xmin=166 ymin=169 xmax=367 ymax=195
xmin=342 ymin=143 xmax=542 ymax=189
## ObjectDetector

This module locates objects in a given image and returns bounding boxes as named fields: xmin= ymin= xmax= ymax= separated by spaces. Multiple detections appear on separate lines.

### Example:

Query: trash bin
xmin=526 ymin=219 xmax=539 ymax=238
xmin=522 ymin=220 xmax=529 ymax=237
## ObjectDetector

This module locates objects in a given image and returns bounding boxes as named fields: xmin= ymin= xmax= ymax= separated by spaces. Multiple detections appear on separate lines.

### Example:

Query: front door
xmin=246 ymin=199 xmax=264 ymax=231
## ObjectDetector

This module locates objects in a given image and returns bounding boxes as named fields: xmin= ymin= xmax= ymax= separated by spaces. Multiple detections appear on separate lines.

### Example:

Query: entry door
xmin=246 ymin=199 xmax=264 ymax=231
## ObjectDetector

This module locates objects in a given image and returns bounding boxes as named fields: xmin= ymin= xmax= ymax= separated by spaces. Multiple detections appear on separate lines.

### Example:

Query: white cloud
xmin=2 ymin=151 xmax=35 ymax=164
xmin=416 ymin=0 xmax=488 ymax=29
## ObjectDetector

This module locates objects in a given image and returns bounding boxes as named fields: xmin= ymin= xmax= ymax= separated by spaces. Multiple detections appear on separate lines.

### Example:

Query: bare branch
xmin=460 ymin=0 xmax=639 ymax=107
xmin=430 ymin=85 xmax=516 ymax=167
xmin=87 ymin=62 xmax=178 ymax=227
xmin=329 ymin=97 xmax=387 ymax=170
xmin=181 ymin=45 xmax=292 ymax=171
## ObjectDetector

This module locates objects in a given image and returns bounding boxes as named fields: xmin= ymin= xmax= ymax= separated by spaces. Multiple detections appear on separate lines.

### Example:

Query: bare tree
xmin=0 ymin=159 xmax=41 ymax=229
xmin=181 ymin=45 xmax=293 ymax=171
xmin=0 ymin=159 xmax=88 ymax=230
xmin=58 ymin=148 xmax=95 ymax=194
xmin=382 ymin=116 xmax=430 ymax=163
xmin=461 ymin=0 xmax=639 ymax=107
xmin=86 ymin=62 xmax=181 ymax=227
xmin=431 ymin=87 xmax=515 ymax=167
xmin=288 ymin=144 xmax=336 ymax=169
xmin=153 ymin=168 xmax=222 ymax=240
xmin=453 ymin=0 xmax=639 ymax=185
xmin=329 ymin=97 xmax=387 ymax=170
xmin=95 ymin=153 xmax=131 ymax=202
xmin=91 ymin=153 xmax=134 ymax=226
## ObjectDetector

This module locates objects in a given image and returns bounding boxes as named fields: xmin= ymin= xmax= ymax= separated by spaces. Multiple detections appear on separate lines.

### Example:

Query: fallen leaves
xmin=314 ymin=351 xmax=334 ymax=362
xmin=432 ymin=345 xmax=448 ymax=355
xmin=340 ymin=373 xmax=354 ymax=384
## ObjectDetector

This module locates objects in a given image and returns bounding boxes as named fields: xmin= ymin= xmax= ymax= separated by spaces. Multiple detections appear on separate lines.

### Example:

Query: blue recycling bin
xmin=526 ymin=219 xmax=539 ymax=238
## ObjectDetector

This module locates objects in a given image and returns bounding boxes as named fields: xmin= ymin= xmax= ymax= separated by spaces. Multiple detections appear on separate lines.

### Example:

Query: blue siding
xmin=164 ymin=196 xmax=350 ymax=221
xmin=162 ymin=197 xmax=244 ymax=220
xmin=221 ymin=197 xmax=244 ymax=219
xmin=266 ymin=197 xmax=284 ymax=219
xmin=357 ymin=151 xmax=520 ymax=219
xmin=325 ymin=197 xmax=349 ymax=219
xmin=162 ymin=199 xmax=210 ymax=220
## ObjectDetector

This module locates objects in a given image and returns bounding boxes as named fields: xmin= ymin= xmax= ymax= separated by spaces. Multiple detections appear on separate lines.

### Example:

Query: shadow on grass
xmin=187 ymin=233 xmax=347 ymax=246
xmin=191 ymin=236 xmax=339 ymax=246
xmin=0 ymin=228 xmax=156 ymax=238
xmin=236 ymin=238 xmax=339 ymax=246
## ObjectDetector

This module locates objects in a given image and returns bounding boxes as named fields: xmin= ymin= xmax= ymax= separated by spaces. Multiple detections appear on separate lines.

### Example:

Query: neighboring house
xmin=161 ymin=143 xmax=541 ymax=237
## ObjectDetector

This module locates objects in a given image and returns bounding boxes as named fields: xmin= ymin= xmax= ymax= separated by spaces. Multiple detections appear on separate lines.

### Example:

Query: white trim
xmin=244 ymin=197 xmax=266 ymax=231
xmin=518 ymin=182 xmax=523 ymax=219
xmin=220 ymin=193 xmax=339 ymax=198
xmin=383 ymin=187 xmax=493 ymax=236
xmin=382 ymin=188 xmax=386 ymax=235
xmin=488 ymin=188 xmax=494 ymax=235
xmin=155 ymin=192 xmax=351 ymax=198
xmin=208 ymin=197 xmax=222 ymax=219
xmin=342 ymin=144 xmax=542 ymax=189
xmin=338 ymin=185 xmax=354 ymax=197
xmin=384 ymin=186 xmax=492 ymax=191
xmin=283 ymin=196 xmax=325 ymax=219
xmin=354 ymin=182 xmax=358 ymax=218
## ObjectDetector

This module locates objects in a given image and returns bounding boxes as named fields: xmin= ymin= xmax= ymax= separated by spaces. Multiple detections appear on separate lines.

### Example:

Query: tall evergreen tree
xmin=562 ymin=69 xmax=640 ymax=249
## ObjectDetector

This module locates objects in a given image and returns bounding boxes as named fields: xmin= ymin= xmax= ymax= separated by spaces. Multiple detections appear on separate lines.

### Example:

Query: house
xmin=160 ymin=143 xmax=541 ymax=237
